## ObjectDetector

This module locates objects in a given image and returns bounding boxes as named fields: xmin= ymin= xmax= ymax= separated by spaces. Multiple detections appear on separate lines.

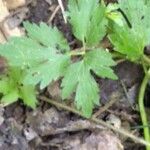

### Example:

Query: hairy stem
xmin=39 ymin=96 xmax=150 ymax=147
xmin=138 ymin=69 xmax=150 ymax=150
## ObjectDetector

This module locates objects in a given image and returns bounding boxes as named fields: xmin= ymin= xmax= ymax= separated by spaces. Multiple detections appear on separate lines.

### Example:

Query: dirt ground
xmin=0 ymin=0 xmax=149 ymax=150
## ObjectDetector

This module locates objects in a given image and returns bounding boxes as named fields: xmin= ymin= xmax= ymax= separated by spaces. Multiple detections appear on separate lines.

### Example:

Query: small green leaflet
xmin=109 ymin=25 xmax=145 ymax=61
xmin=119 ymin=0 xmax=150 ymax=44
xmin=24 ymin=53 xmax=70 ymax=89
xmin=61 ymin=49 xmax=117 ymax=117
xmin=24 ymin=22 xmax=70 ymax=52
xmin=118 ymin=0 xmax=150 ymax=45
xmin=67 ymin=0 xmax=107 ymax=46
xmin=23 ymin=22 xmax=71 ymax=88
xmin=0 ymin=37 xmax=52 ymax=68
xmin=0 ymin=68 xmax=37 ymax=108
xmin=106 ymin=3 xmax=124 ymax=26
xmin=108 ymin=0 xmax=150 ymax=61
xmin=85 ymin=49 xmax=117 ymax=79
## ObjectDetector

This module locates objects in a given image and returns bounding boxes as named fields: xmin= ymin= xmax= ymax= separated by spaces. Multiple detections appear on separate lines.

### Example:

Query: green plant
xmin=0 ymin=0 xmax=117 ymax=117
xmin=107 ymin=0 xmax=150 ymax=149
xmin=0 ymin=0 xmax=150 ymax=148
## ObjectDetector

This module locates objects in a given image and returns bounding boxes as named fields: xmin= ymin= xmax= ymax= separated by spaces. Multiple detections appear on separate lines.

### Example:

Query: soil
xmin=0 ymin=0 xmax=149 ymax=150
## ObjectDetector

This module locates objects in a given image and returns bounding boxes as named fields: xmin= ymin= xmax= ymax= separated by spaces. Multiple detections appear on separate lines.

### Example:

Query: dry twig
xmin=48 ymin=5 xmax=60 ymax=24
xmin=57 ymin=0 xmax=67 ymax=23
xmin=39 ymin=96 xmax=150 ymax=147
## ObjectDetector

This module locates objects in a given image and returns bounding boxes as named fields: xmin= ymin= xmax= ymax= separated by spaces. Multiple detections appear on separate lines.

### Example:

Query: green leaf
xmin=62 ymin=49 xmax=117 ymax=117
xmin=61 ymin=62 xmax=79 ymax=99
xmin=0 ymin=22 xmax=70 ymax=69
xmin=0 ymin=18 xmax=117 ymax=117
xmin=67 ymin=0 xmax=107 ymax=46
xmin=85 ymin=49 xmax=118 ymax=79
xmin=0 ymin=68 xmax=37 ymax=108
xmin=75 ymin=62 xmax=99 ymax=117
xmin=24 ymin=22 xmax=70 ymax=52
xmin=1 ymin=91 xmax=19 ymax=106
xmin=62 ymin=61 xmax=99 ymax=117
xmin=85 ymin=5 xmax=107 ymax=46
xmin=109 ymin=25 xmax=145 ymax=61
xmin=0 ymin=22 xmax=71 ymax=89
xmin=20 ymin=85 xmax=37 ymax=108
xmin=0 ymin=37 xmax=52 ymax=68
xmin=0 ymin=77 xmax=19 ymax=105
xmin=108 ymin=0 xmax=150 ymax=61
xmin=24 ymin=53 xmax=70 ymax=89
xmin=118 ymin=0 xmax=150 ymax=45
xmin=106 ymin=3 xmax=124 ymax=26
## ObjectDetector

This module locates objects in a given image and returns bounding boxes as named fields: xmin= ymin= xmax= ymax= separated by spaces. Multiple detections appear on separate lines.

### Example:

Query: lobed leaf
xmin=0 ymin=22 xmax=71 ymax=89
xmin=24 ymin=53 xmax=70 ymax=89
xmin=62 ymin=49 xmax=117 ymax=117
xmin=67 ymin=0 xmax=107 ymax=46
xmin=24 ymin=22 xmax=70 ymax=52
xmin=20 ymin=85 xmax=37 ymax=108
xmin=108 ymin=0 xmax=150 ymax=61
xmin=119 ymin=0 xmax=150 ymax=45
xmin=0 ymin=17 xmax=117 ymax=117
xmin=62 ymin=61 xmax=99 ymax=117
xmin=0 ymin=37 xmax=52 ymax=68
xmin=0 ymin=68 xmax=37 ymax=108
xmin=109 ymin=25 xmax=145 ymax=61
xmin=85 ymin=49 xmax=117 ymax=79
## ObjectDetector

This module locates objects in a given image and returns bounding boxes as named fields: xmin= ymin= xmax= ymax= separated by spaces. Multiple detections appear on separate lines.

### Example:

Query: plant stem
xmin=92 ymin=93 xmax=120 ymax=118
xmin=143 ymin=55 xmax=150 ymax=65
xmin=138 ymin=69 xmax=150 ymax=150
xmin=111 ymin=52 xmax=127 ymax=59
xmin=68 ymin=49 xmax=85 ymax=56
xmin=68 ymin=47 xmax=126 ymax=58
xmin=39 ymin=96 xmax=150 ymax=147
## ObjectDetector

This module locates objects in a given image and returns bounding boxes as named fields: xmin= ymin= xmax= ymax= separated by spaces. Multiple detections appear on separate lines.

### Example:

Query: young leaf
xmin=0 ymin=68 xmax=37 ymax=108
xmin=67 ymin=0 xmax=107 ymax=46
xmin=0 ymin=77 xmax=19 ymax=105
xmin=61 ymin=61 xmax=99 ymax=117
xmin=106 ymin=3 xmax=124 ymax=26
xmin=108 ymin=0 xmax=150 ymax=61
xmin=0 ymin=22 xmax=71 ymax=89
xmin=85 ymin=49 xmax=118 ymax=79
xmin=22 ymin=23 xmax=71 ymax=88
xmin=24 ymin=22 xmax=70 ymax=52
xmin=61 ymin=49 xmax=117 ymax=117
xmin=20 ymin=85 xmax=37 ymax=108
xmin=24 ymin=53 xmax=70 ymax=89
xmin=109 ymin=25 xmax=145 ymax=61
xmin=0 ymin=37 xmax=52 ymax=68
xmin=118 ymin=0 xmax=150 ymax=44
